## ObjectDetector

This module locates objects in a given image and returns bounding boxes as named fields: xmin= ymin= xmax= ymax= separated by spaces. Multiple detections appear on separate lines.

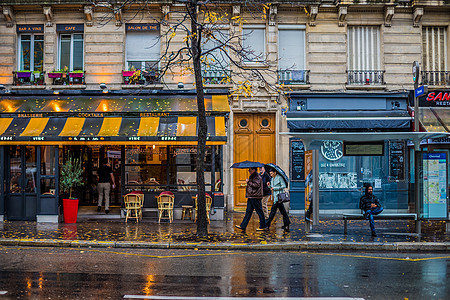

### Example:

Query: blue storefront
xmin=284 ymin=92 xmax=413 ymax=213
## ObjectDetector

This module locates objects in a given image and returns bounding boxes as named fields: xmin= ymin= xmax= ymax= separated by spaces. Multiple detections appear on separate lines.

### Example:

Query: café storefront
xmin=0 ymin=92 xmax=229 ymax=222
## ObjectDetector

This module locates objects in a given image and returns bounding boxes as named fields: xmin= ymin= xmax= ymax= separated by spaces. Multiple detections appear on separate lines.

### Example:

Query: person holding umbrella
xmin=234 ymin=166 xmax=268 ymax=231
xmin=265 ymin=165 xmax=291 ymax=231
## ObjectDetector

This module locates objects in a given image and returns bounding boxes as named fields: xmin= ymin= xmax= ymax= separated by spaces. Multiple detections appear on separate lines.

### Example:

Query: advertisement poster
xmin=422 ymin=153 xmax=448 ymax=219
xmin=304 ymin=150 xmax=313 ymax=222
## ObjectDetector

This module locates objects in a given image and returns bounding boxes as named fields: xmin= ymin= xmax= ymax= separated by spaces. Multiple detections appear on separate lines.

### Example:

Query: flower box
xmin=48 ymin=72 xmax=63 ymax=78
xmin=122 ymin=71 xmax=136 ymax=77
xmin=69 ymin=72 xmax=84 ymax=78
xmin=16 ymin=71 xmax=31 ymax=78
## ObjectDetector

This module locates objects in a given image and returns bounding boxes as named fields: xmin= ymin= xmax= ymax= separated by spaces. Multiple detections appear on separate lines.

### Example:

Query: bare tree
xmin=90 ymin=0 xmax=286 ymax=237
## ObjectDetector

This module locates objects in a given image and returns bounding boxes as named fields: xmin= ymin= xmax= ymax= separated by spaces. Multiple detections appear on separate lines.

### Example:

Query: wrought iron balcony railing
xmin=421 ymin=71 xmax=450 ymax=86
xmin=347 ymin=70 xmax=385 ymax=85
xmin=13 ymin=71 xmax=45 ymax=86
xmin=202 ymin=69 xmax=231 ymax=85
xmin=278 ymin=70 xmax=310 ymax=85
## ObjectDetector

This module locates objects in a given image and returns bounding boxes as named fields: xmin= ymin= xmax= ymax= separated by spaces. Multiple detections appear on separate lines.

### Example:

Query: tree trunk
xmin=188 ymin=0 xmax=208 ymax=237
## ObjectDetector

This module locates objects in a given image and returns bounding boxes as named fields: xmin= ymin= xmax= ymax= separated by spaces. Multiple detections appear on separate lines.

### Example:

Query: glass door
xmin=7 ymin=146 xmax=37 ymax=220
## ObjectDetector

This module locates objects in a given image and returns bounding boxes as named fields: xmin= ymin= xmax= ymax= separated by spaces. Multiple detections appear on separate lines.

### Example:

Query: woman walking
xmin=265 ymin=168 xmax=291 ymax=231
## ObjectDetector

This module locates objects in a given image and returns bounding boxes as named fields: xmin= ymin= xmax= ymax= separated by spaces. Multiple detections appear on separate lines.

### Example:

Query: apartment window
xmin=348 ymin=26 xmax=381 ymax=70
xmin=422 ymin=27 xmax=447 ymax=72
xmin=202 ymin=29 xmax=229 ymax=70
xmin=126 ymin=31 xmax=160 ymax=71
xmin=347 ymin=26 xmax=383 ymax=85
xmin=243 ymin=25 xmax=265 ymax=63
xmin=278 ymin=25 xmax=307 ymax=84
xmin=59 ymin=33 xmax=84 ymax=70
xmin=19 ymin=34 xmax=44 ymax=71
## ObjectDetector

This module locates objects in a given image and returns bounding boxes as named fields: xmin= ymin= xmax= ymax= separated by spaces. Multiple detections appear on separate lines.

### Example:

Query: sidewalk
xmin=0 ymin=209 xmax=449 ymax=251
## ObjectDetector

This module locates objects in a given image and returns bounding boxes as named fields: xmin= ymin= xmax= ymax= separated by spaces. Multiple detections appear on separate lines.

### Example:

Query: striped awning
xmin=0 ymin=116 xmax=226 ymax=145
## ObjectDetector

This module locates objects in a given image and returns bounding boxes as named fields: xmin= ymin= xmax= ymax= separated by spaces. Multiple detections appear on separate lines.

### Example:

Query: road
xmin=0 ymin=246 xmax=448 ymax=299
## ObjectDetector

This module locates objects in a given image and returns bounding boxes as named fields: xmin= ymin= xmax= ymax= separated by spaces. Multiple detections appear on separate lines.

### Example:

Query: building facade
xmin=1 ymin=0 xmax=450 ymax=221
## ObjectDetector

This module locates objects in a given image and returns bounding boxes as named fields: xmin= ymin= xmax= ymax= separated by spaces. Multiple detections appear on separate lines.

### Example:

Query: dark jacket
xmin=261 ymin=172 xmax=272 ymax=196
xmin=359 ymin=194 xmax=381 ymax=211
xmin=246 ymin=172 xmax=263 ymax=199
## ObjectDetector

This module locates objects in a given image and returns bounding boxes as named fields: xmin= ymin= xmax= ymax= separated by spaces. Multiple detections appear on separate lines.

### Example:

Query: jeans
xmin=240 ymin=198 xmax=266 ymax=229
xmin=97 ymin=182 xmax=111 ymax=210
xmin=365 ymin=207 xmax=383 ymax=233
xmin=266 ymin=201 xmax=290 ymax=227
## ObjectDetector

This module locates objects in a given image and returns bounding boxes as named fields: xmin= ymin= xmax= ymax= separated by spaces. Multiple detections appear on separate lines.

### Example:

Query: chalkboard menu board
xmin=389 ymin=141 xmax=405 ymax=181
xmin=290 ymin=139 xmax=305 ymax=181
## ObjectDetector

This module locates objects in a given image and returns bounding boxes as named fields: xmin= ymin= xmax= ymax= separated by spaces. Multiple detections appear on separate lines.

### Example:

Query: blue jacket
xmin=271 ymin=174 xmax=286 ymax=202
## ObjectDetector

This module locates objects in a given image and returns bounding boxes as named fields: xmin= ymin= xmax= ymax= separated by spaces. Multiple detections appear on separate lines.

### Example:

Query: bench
xmin=343 ymin=213 xmax=420 ymax=234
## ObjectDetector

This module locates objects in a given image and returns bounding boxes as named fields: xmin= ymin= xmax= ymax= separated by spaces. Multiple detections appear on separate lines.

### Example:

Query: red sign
xmin=419 ymin=91 xmax=450 ymax=107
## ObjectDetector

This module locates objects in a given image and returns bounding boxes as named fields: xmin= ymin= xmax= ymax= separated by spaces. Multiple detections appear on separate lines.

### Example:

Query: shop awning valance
xmin=0 ymin=116 xmax=226 ymax=145
xmin=286 ymin=110 xmax=412 ymax=131
xmin=0 ymin=94 xmax=230 ymax=115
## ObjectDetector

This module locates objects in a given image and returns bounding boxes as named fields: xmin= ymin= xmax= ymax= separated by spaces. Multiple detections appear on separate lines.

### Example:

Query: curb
xmin=1 ymin=238 xmax=449 ymax=251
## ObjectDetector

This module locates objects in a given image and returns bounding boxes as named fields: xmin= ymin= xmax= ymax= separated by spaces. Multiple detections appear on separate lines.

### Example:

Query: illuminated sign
xmin=56 ymin=24 xmax=84 ymax=32
xmin=419 ymin=91 xmax=450 ymax=107
xmin=17 ymin=24 xmax=43 ymax=33
xmin=126 ymin=23 xmax=159 ymax=31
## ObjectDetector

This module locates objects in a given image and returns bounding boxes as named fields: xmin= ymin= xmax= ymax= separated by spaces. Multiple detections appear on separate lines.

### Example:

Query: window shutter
xmin=278 ymin=29 xmax=305 ymax=70
xmin=422 ymin=27 xmax=447 ymax=72
xmin=243 ymin=27 xmax=265 ymax=62
xmin=348 ymin=26 xmax=380 ymax=71
xmin=126 ymin=32 xmax=160 ymax=61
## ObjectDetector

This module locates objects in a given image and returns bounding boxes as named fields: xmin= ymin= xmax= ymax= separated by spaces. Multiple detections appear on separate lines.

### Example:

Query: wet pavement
xmin=0 ymin=208 xmax=449 ymax=251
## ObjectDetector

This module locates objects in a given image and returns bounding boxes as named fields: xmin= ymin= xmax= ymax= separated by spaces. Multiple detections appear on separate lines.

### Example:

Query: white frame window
xmin=242 ymin=25 xmax=266 ymax=63
xmin=422 ymin=27 xmax=447 ymax=72
xmin=18 ymin=34 xmax=44 ymax=71
xmin=58 ymin=33 xmax=84 ymax=71
xmin=278 ymin=25 xmax=306 ymax=70
xmin=202 ymin=28 xmax=230 ymax=70
xmin=126 ymin=31 xmax=160 ymax=71
xmin=347 ymin=26 xmax=381 ymax=71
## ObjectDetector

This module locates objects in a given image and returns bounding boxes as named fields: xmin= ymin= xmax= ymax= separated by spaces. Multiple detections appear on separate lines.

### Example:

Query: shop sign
xmin=290 ymin=139 xmax=304 ymax=181
xmin=56 ymin=24 xmax=84 ymax=32
xmin=0 ymin=137 xmax=14 ymax=141
xmin=126 ymin=23 xmax=159 ymax=31
xmin=419 ymin=91 xmax=450 ymax=107
xmin=17 ymin=24 xmax=43 ymax=33
xmin=32 ymin=137 xmax=44 ymax=141
xmin=428 ymin=137 xmax=450 ymax=144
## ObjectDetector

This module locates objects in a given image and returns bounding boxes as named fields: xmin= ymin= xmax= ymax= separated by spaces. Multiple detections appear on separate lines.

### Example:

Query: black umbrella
xmin=230 ymin=160 xmax=264 ymax=169
xmin=265 ymin=163 xmax=289 ymax=188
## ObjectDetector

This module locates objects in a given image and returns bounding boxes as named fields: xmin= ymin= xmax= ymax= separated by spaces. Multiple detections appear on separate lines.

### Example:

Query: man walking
xmin=97 ymin=159 xmax=115 ymax=214
xmin=235 ymin=167 xmax=267 ymax=231
xmin=260 ymin=166 xmax=272 ymax=219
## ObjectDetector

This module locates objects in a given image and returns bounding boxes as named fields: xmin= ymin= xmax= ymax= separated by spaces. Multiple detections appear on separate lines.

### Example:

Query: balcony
xmin=347 ymin=70 xmax=385 ymax=85
xmin=122 ymin=69 xmax=160 ymax=85
xmin=421 ymin=71 xmax=450 ymax=86
xmin=278 ymin=70 xmax=309 ymax=85
xmin=13 ymin=71 xmax=45 ymax=86
xmin=202 ymin=69 xmax=231 ymax=85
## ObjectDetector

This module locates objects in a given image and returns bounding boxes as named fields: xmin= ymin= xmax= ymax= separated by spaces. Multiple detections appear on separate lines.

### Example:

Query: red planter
xmin=122 ymin=71 xmax=135 ymax=77
xmin=69 ymin=72 xmax=84 ymax=78
xmin=48 ymin=72 xmax=63 ymax=78
xmin=63 ymin=198 xmax=79 ymax=223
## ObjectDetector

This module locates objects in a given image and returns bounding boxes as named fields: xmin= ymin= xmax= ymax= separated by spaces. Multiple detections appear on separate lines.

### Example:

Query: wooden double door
xmin=233 ymin=113 xmax=276 ymax=209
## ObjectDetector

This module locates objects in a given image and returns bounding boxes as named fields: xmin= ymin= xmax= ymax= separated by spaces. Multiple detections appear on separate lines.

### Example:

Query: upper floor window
xmin=19 ymin=34 xmax=44 ymax=71
xmin=347 ymin=26 xmax=383 ymax=85
xmin=422 ymin=27 xmax=447 ymax=72
xmin=201 ymin=28 xmax=230 ymax=84
xmin=347 ymin=26 xmax=381 ymax=71
xmin=278 ymin=25 xmax=307 ymax=84
xmin=59 ymin=33 xmax=84 ymax=71
xmin=126 ymin=30 xmax=160 ymax=72
xmin=242 ymin=25 xmax=265 ymax=63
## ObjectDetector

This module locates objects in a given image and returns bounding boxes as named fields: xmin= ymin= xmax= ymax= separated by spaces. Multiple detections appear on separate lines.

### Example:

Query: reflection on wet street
xmin=0 ymin=246 xmax=448 ymax=299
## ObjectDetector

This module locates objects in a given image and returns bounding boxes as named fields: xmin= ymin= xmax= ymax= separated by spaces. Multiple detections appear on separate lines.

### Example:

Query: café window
xmin=59 ymin=33 xmax=84 ymax=70
xmin=18 ymin=34 xmax=44 ymax=71
xmin=124 ymin=145 xmax=222 ymax=193
xmin=126 ymin=31 xmax=160 ymax=71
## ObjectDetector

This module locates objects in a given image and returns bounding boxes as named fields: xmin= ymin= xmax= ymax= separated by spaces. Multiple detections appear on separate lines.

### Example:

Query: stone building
xmin=0 ymin=0 xmax=449 ymax=222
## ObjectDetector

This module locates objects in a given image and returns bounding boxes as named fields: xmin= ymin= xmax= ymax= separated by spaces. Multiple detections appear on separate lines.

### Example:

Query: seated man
xmin=359 ymin=184 xmax=383 ymax=237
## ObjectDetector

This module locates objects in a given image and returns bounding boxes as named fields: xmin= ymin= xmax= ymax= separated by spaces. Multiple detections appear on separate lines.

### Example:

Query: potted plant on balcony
xmin=60 ymin=157 xmax=84 ymax=223
xmin=69 ymin=70 xmax=84 ymax=78
xmin=122 ymin=65 xmax=136 ymax=77
xmin=15 ymin=70 xmax=32 ymax=78
xmin=48 ymin=66 xmax=68 ymax=79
